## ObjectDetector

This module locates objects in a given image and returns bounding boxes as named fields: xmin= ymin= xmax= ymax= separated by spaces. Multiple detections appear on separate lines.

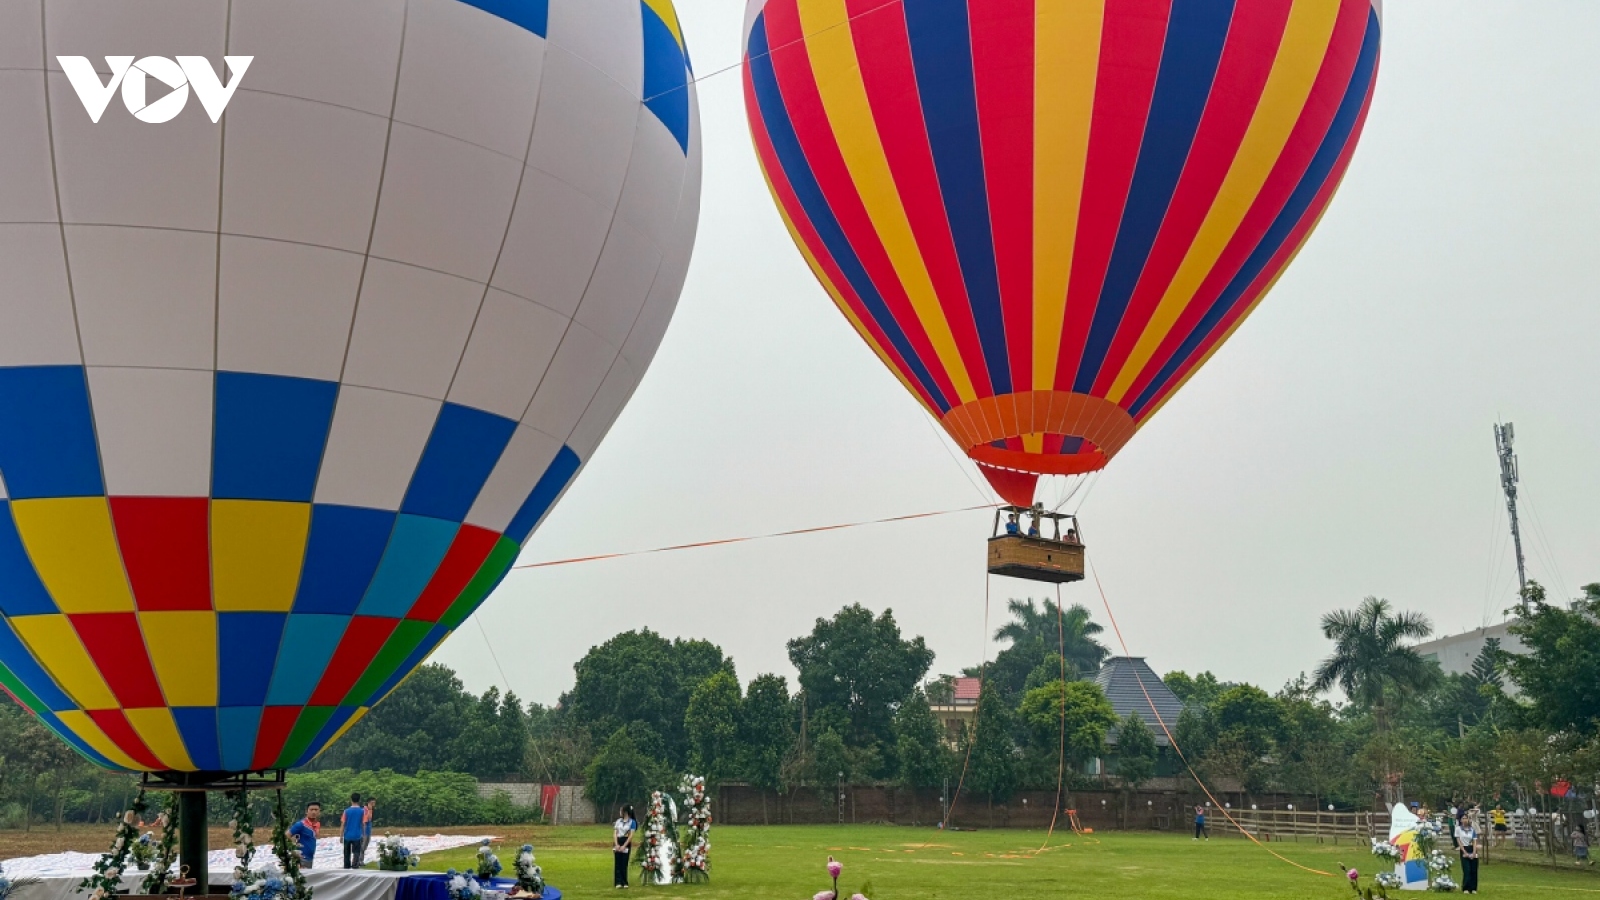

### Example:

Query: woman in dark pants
xmin=612 ymin=805 xmax=637 ymax=888
xmin=1455 ymin=811 xmax=1480 ymax=894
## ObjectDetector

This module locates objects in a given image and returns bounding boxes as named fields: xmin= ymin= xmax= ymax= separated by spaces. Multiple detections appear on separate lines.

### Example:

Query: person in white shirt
xmin=1455 ymin=811 xmax=1481 ymax=894
xmin=612 ymin=805 xmax=637 ymax=889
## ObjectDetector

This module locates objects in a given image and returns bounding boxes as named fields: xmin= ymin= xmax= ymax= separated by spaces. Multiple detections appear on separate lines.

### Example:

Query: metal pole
xmin=1494 ymin=422 xmax=1528 ymax=597
xmin=179 ymin=788 xmax=208 ymax=894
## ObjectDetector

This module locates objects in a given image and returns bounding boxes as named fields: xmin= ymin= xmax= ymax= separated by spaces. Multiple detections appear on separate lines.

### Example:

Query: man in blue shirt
xmin=340 ymin=793 xmax=366 ymax=868
xmin=288 ymin=803 xmax=321 ymax=868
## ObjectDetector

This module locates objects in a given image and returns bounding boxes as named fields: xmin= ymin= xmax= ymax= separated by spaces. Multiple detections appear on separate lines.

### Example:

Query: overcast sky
xmin=433 ymin=0 xmax=1600 ymax=707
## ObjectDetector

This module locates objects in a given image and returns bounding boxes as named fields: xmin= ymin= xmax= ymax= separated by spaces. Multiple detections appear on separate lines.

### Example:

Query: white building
xmin=1412 ymin=622 xmax=1525 ymax=678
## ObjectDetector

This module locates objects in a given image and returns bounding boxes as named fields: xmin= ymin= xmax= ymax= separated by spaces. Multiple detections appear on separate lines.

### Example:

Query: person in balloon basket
xmin=341 ymin=793 xmax=366 ymax=868
xmin=1004 ymin=513 xmax=1021 ymax=535
xmin=613 ymin=804 xmax=637 ymax=888
xmin=288 ymin=802 xmax=321 ymax=869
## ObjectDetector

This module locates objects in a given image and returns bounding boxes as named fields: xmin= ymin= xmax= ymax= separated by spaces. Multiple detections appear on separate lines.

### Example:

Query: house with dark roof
xmin=1093 ymin=656 xmax=1186 ymax=748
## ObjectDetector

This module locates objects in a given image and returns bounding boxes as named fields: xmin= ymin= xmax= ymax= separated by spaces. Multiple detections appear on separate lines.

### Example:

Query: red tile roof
xmin=953 ymin=677 xmax=981 ymax=701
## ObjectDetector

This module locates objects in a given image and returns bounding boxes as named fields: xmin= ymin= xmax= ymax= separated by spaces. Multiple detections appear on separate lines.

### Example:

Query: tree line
xmin=3 ymin=580 xmax=1597 ymax=829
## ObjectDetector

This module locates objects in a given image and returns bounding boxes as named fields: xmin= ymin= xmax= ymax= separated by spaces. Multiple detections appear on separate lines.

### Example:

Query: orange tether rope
xmin=1087 ymin=558 xmax=1333 ymax=878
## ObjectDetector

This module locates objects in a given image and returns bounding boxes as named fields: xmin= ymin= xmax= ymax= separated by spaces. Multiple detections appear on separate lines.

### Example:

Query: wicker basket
xmin=986 ymin=535 xmax=1085 ymax=583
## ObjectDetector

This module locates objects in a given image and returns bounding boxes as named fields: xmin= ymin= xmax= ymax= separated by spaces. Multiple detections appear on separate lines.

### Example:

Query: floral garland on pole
xmin=638 ymin=791 xmax=680 ymax=885
xmin=678 ymin=776 xmax=711 ymax=883
xmin=229 ymin=790 xmax=258 ymax=867
xmin=269 ymin=790 xmax=313 ymax=900
xmin=77 ymin=790 xmax=148 ymax=899
xmin=139 ymin=793 xmax=180 ymax=895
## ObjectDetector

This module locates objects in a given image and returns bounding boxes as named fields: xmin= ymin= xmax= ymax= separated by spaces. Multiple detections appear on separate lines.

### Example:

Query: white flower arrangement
xmin=1374 ymin=872 xmax=1403 ymax=889
xmin=1424 ymin=850 xmax=1455 ymax=875
xmin=474 ymin=840 xmax=502 ymax=880
xmin=1430 ymin=873 xmax=1458 ymax=892
xmin=375 ymin=835 xmax=419 ymax=872
xmin=230 ymin=859 xmax=298 ymax=900
xmin=679 ymin=775 xmax=712 ymax=883
xmin=1370 ymin=840 xmax=1402 ymax=861
xmin=445 ymin=870 xmax=484 ymax=900
xmin=512 ymin=845 xmax=543 ymax=896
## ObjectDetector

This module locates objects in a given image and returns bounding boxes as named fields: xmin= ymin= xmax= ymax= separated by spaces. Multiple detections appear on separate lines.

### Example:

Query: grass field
xmin=419 ymin=825 xmax=1600 ymax=900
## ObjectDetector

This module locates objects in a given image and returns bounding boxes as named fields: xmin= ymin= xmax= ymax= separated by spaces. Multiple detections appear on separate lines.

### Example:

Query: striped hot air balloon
xmin=0 ymin=0 xmax=700 ymax=773
xmin=742 ymin=0 xmax=1381 ymax=504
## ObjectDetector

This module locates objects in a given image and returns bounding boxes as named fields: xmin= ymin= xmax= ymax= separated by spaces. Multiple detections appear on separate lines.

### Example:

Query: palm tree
xmin=1312 ymin=597 xmax=1437 ymax=732
xmin=994 ymin=598 xmax=1109 ymax=679
xmin=1314 ymin=597 xmax=1437 ymax=806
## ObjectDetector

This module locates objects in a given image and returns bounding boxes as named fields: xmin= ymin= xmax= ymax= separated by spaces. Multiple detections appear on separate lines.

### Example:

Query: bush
xmin=264 ymin=770 xmax=541 ymax=827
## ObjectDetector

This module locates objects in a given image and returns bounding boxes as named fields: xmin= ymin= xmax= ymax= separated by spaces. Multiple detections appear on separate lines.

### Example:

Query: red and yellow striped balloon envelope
xmin=742 ymin=0 xmax=1382 ymax=505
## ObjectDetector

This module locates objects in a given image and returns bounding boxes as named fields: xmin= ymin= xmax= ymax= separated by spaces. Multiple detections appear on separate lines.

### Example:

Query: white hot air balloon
xmin=0 ymin=0 xmax=700 ymax=774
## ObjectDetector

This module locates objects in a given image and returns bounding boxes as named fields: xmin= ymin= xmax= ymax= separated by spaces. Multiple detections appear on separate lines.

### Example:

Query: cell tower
xmin=1493 ymin=422 xmax=1528 ymax=596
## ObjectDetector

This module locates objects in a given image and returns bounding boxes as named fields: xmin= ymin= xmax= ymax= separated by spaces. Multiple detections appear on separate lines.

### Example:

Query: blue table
xmin=394 ymin=875 xmax=560 ymax=900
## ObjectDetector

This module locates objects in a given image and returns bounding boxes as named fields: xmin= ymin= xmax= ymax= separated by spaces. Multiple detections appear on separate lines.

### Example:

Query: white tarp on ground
xmin=15 ymin=868 xmax=419 ymax=900
xmin=2 ymin=833 xmax=493 ymax=877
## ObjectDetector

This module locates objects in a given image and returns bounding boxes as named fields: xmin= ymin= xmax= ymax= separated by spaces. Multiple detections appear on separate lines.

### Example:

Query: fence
xmin=710 ymin=784 xmax=1331 ymax=831
xmin=1204 ymin=808 xmax=1389 ymax=844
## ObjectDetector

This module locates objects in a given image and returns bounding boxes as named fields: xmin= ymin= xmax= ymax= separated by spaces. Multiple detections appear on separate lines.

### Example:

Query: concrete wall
xmin=475 ymin=783 xmax=595 ymax=825
xmin=476 ymin=781 xmax=539 ymax=807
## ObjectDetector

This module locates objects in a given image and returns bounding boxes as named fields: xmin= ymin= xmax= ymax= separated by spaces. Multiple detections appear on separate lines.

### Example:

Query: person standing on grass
xmin=1455 ymin=810 xmax=1480 ymax=894
xmin=613 ymin=804 xmax=637 ymax=888
xmin=341 ymin=792 xmax=366 ymax=869
xmin=288 ymin=802 xmax=322 ymax=869
xmin=1193 ymin=805 xmax=1208 ymax=840
xmin=360 ymin=798 xmax=376 ymax=866
xmin=1574 ymin=824 xmax=1591 ymax=866
xmin=1490 ymin=804 xmax=1509 ymax=847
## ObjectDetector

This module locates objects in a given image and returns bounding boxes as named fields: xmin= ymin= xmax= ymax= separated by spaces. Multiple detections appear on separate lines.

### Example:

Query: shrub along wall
xmin=240 ymin=769 xmax=541 ymax=827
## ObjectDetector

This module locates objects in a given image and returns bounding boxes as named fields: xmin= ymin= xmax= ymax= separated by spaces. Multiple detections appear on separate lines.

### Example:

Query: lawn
xmin=417 ymin=825 xmax=1600 ymax=900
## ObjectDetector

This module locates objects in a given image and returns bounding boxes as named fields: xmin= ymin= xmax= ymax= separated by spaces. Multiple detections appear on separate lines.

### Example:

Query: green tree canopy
xmin=787 ymin=605 xmax=933 ymax=755
xmin=1506 ymin=580 xmax=1600 ymax=735
xmin=1114 ymin=713 xmax=1157 ymax=789
xmin=685 ymin=670 xmax=742 ymax=787
xmin=962 ymin=679 xmax=1018 ymax=807
xmin=584 ymin=726 xmax=661 ymax=817
xmin=1312 ymin=597 xmax=1437 ymax=730
xmin=564 ymin=629 xmax=734 ymax=767
xmin=1164 ymin=670 xmax=1226 ymax=706
xmin=892 ymin=688 xmax=950 ymax=790
xmin=1018 ymin=679 xmax=1118 ymax=769
xmin=737 ymin=674 xmax=794 ymax=793
xmin=317 ymin=664 xmax=520 ymax=777
xmin=970 ymin=599 xmax=1108 ymax=702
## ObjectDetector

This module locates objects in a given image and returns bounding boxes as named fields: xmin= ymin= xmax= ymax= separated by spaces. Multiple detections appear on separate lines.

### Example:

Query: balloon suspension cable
xmin=924 ymin=568 xmax=991 ymax=844
xmin=1086 ymin=558 xmax=1333 ymax=877
xmin=1039 ymin=581 xmax=1069 ymax=851
xmin=922 ymin=409 xmax=997 ymax=506
xmin=641 ymin=0 xmax=905 ymax=103
xmin=512 ymin=503 xmax=996 ymax=571
xmin=475 ymin=617 xmax=557 ymax=785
